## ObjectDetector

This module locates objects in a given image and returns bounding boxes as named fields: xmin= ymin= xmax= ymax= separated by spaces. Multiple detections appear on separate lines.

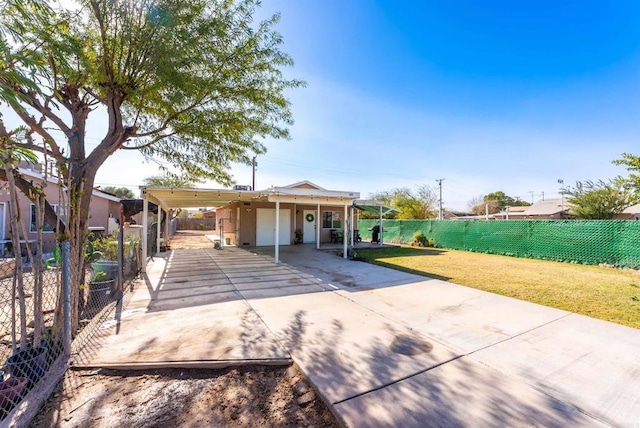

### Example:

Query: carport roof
xmin=142 ymin=185 xmax=363 ymax=211
xmin=142 ymin=187 xmax=267 ymax=210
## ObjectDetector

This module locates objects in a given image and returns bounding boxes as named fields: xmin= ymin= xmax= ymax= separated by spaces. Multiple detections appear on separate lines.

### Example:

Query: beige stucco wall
xmin=0 ymin=176 xmax=121 ymax=255
xmin=217 ymin=202 xmax=359 ymax=247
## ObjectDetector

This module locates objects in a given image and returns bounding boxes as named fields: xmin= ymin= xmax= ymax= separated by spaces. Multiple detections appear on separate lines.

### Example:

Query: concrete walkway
xmin=82 ymin=243 xmax=640 ymax=427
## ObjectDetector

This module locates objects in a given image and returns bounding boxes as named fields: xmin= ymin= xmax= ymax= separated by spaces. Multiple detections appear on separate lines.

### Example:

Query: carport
xmin=141 ymin=185 xmax=396 ymax=269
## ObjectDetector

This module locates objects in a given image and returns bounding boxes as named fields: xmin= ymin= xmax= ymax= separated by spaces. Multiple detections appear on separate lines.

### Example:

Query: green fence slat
xmin=355 ymin=218 xmax=640 ymax=268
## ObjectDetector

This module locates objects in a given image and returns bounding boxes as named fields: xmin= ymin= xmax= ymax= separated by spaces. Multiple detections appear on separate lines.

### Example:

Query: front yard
xmin=358 ymin=246 xmax=640 ymax=329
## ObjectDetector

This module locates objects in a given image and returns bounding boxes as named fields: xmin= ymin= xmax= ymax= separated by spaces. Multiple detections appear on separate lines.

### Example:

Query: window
xmin=322 ymin=211 xmax=342 ymax=229
xmin=30 ymin=204 xmax=65 ymax=233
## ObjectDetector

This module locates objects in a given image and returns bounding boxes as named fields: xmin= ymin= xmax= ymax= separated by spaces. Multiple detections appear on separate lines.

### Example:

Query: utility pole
xmin=252 ymin=156 xmax=257 ymax=190
xmin=436 ymin=178 xmax=445 ymax=220
xmin=557 ymin=179 xmax=564 ymax=211
xmin=540 ymin=191 xmax=545 ymax=201
xmin=527 ymin=191 xmax=535 ymax=204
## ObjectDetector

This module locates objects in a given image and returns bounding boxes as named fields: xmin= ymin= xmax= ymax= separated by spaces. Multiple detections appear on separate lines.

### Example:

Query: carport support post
xmin=142 ymin=197 xmax=148 ymax=271
xmin=343 ymin=204 xmax=348 ymax=258
xmin=349 ymin=206 xmax=354 ymax=246
xmin=379 ymin=206 xmax=383 ymax=246
xmin=316 ymin=204 xmax=320 ymax=249
xmin=156 ymin=208 xmax=162 ymax=255
xmin=275 ymin=200 xmax=280 ymax=263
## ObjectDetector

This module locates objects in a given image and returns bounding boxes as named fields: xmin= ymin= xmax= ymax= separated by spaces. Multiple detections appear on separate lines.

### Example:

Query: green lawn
xmin=358 ymin=246 xmax=640 ymax=329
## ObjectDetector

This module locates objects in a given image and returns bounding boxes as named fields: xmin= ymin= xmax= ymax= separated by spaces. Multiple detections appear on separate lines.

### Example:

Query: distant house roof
xmin=524 ymin=198 xmax=571 ymax=216
xmin=621 ymin=203 xmax=640 ymax=214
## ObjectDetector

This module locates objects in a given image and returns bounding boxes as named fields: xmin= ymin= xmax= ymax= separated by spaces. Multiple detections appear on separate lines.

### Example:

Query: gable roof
xmin=17 ymin=167 xmax=121 ymax=202
xmin=524 ymin=198 xmax=571 ymax=216
xmin=282 ymin=181 xmax=326 ymax=190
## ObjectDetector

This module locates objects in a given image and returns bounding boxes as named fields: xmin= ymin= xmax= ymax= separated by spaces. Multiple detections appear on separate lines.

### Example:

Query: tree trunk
xmin=5 ymin=163 xmax=28 ymax=349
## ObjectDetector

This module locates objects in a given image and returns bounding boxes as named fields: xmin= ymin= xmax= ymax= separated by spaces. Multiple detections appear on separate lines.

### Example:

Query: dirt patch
xmin=30 ymin=365 xmax=339 ymax=427
xmin=167 ymin=230 xmax=216 ymax=250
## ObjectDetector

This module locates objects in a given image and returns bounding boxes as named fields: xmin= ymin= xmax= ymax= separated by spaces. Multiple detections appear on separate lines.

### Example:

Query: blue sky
xmin=96 ymin=1 xmax=640 ymax=209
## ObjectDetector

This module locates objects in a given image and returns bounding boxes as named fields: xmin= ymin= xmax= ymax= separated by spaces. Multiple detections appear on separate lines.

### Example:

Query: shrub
xmin=413 ymin=232 xmax=427 ymax=246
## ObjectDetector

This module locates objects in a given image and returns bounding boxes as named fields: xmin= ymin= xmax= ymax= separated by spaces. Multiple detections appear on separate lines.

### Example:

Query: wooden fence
xmin=176 ymin=218 xmax=217 ymax=230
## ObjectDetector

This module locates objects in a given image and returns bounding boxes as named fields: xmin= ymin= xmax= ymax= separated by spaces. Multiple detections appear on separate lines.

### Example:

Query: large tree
xmin=366 ymin=185 xmax=437 ymax=219
xmin=0 ymin=0 xmax=303 ymax=332
xmin=563 ymin=180 xmax=637 ymax=220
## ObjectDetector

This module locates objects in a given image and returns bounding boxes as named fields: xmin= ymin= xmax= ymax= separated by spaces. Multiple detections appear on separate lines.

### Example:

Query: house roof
xmin=523 ymin=198 xmax=571 ymax=216
xmin=622 ymin=203 xmax=640 ymax=214
xmin=282 ymin=181 xmax=326 ymax=190
xmin=17 ymin=167 xmax=121 ymax=203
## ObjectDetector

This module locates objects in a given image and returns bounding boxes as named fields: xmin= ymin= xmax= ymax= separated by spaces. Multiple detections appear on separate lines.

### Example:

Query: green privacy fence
xmin=357 ymin=219 xmax=640 ymax=269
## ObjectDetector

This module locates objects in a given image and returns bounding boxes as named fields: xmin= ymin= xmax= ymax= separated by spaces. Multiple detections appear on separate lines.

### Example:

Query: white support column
xmin=275 ymin=200 xmax=280 ymax=263
xmin=142 ymin=197 xmax=148 ymax=271
xmin=349 ymin=206 xmax=354 ymax=246
xmin=316 ymin=204 xmax=320 ymax=249
xmin=379 ymin=206 xmax=383 ymax=246
xmin=293 ymin=203 xmax=297 ymax=233
xmin=156 ymin=208 xmax=162 ymax=255
xmin=343 ymin=204 xmax=348 ymax=259
xmin=165 ymin=209 xmax=171 ymax=240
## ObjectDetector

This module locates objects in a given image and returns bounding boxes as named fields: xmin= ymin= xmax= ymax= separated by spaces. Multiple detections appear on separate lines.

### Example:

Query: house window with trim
xmin=322 ymin=211 xmax=342 ymax=229
xmin=30 ymin=204 xmax=65 ymax=233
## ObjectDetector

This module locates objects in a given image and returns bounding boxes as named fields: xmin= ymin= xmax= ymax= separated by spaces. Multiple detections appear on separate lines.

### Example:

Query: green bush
xmin=89 ymin=232 xmax=140 ymax=261
xmin=413 ymin=232 xmax=427 ymax=246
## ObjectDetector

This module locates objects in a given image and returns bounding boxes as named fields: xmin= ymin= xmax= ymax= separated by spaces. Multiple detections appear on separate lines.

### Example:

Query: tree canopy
xmin=100 ymin=186 xmax=135 ymax=199
xmin=563 ymin=180 xmax=637 ymax=220
xmin=0 ymin=0 xmax=302 ymax=332
xmin=366 ymin=185 xmax=437 ymax=219
xmin=469 ymin=191 xmax=530 ymax=215
xmin=144 ymin=175 xmax=199 ymax=188
xmin=613 ymin=153 xmax=640 ymax=192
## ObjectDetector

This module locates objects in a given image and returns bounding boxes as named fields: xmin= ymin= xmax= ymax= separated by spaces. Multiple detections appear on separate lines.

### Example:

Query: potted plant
xmin=85 ymin=271 xmax=115 ymax=315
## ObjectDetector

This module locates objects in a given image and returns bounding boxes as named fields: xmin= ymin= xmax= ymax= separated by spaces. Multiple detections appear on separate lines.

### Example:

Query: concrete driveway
xmin=252 ymin=244 xmax=640 ymax=427
xmin=83 ymin=243 xmax=640 ymax=427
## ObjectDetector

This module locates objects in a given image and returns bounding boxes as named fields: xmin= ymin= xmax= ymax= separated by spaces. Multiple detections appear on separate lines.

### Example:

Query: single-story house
xmin=493 ymin=199 xmax=574 ymax=220
xmin=0 ymin=163 xmax=122 ymax=256
xmin=616 ymin=204 xmax=640 ymax=220
xmin=141 ymin=181 xmax=394 ymax=267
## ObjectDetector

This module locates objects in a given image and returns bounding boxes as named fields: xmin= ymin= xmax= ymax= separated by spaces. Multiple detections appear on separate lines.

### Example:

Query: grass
xmin=358 ymin=246 xmax=640 ymax=329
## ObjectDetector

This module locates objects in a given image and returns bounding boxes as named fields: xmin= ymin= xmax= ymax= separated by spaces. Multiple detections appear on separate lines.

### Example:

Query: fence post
xmin=61 ymin=241 xmax=71 ymax=358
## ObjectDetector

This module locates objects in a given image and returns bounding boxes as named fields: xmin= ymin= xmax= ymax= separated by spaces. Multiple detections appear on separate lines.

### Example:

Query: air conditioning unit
xmin=233 ymin=185 xmax=252 ymax=191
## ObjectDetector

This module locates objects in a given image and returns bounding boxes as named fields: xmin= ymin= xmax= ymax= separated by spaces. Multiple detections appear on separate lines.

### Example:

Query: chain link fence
xmin=358 ymin=219 xmax=640 ymax=269
xmin=0 ymin=230 xmax=141 ymax=424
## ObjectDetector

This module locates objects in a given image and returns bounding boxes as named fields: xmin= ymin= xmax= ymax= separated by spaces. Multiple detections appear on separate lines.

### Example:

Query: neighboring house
xmin=492 ymin=199 xmax=572 ymax=220
xmin=0 ymin=164 xmax=122 ymax=256
xmin=202 ymin=209 xmax=216 ymax=219
xmin=493 ymin=205 xmax=529 ymax=220
xmin=615 ymin=203 xmax=640 ymax=220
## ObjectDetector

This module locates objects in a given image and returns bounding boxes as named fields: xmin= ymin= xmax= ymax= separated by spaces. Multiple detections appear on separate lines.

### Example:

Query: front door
xmin=302 ymin=210 xmax=316 ymax=243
